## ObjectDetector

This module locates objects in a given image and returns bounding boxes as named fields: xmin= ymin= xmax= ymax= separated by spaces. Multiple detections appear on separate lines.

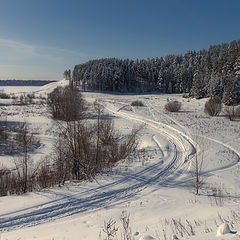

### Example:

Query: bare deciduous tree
xmin=0 ymin=116 xmax=8 ymax=142
xmin=191 ymin=144 xmax=204 ymax=195
xmin=94 ymin=101 xmax=103 ymax=169
xmin=53 ymin=134 xmax=71 ymax=186
xmin=224 ymin=106 xmax=238 ymax=121
xmin=236 ymin=106 xmax=240 ymax=119
xmin=53 ymin=115 xmax=141 ymax=182
xmin=14 ymin=123 xmax=39 ymax=193
xmin=55 ymin=120 xmax=92 ymax=180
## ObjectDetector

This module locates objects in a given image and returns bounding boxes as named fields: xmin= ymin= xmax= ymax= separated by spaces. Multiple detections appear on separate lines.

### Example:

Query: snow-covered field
xmin=0 ymin=81 xmax=240 ymax=240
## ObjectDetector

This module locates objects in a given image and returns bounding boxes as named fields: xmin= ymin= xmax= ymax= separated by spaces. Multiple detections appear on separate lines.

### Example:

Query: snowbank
xmin=37 ymin=79 xmax=69 ymax=95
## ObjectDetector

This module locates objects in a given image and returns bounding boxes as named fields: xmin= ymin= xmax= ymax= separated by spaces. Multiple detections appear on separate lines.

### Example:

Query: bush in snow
xmin=164 ymin=100 xmax=182 ymax=112
xmin=236 ymin=106 xmax=240 ymax=119
xmin=204 ymin=98 xmax=222 ymax=116
xmin=121 ymin=211 xmax=132 ymax=240
xmin=54 ymin=115 xmax=140 ymax=182
xmin=102 ymin=218 xmax=119 ymax=240
xmin=131 ymin=100 xmax=144 ymax=107
xmin=47 ymin=86 xmax=87 ymax=121
xmin=0 ymin=118 xmax=8 ymax=141
xmin=0 ymin=90 xmax=11 ymax=99
xmin=0 ymin=123 xmax=41 ymax=196
xmin=224 ymin=105 xmax=240 ymax=121
xmin=102 ymin=212 xmax=135 ymax=240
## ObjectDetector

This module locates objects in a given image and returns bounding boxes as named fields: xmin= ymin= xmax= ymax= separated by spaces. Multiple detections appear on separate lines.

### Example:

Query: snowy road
xmin=0 ymin=84 xmax=240 ymax=240
xmin=0 ymin=98 xmax=197 ymax=233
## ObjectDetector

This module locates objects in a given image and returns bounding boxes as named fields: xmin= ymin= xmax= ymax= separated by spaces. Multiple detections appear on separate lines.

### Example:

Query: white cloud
xmin=0 ymin=38 xmax=64 ymax=63
xmin=0 ymin=37 xmax=94 ymax=63
xmin=0 ymin=38 xmax=35 ymax=56
xmin=0 ymin=37 xmax=95 ymax=79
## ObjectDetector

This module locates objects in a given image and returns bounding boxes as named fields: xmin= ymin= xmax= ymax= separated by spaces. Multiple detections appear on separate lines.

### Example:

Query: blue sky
xmin=0 ymin=0 xmax=239 ymax=80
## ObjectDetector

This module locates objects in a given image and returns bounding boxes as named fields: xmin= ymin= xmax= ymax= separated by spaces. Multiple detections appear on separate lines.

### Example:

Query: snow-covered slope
xmin=36 ymin=79 xmax=69 ymax=95
xmin=0 ymin=84 xmax=239 ymax=240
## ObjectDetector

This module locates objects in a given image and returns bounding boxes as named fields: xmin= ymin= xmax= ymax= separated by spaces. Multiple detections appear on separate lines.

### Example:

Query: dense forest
xmin=0 ymin=80 xmax=56 ymax=86
xmin=72 ymin=40 xmax=240 ymax=104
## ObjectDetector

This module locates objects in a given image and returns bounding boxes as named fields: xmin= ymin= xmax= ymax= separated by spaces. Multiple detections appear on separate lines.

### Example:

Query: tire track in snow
xmin=148 ymin=102 xmax=240 ymax=172
xmin=0 ymin=100 xmax=194 ymax=233
xmin=103 ymin=103 xmax=194 ymax=185
xmin=106 ymin=103 xmax=195 ymax=163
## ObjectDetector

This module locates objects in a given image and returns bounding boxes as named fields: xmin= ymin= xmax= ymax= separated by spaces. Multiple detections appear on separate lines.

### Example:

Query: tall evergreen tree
xmin=72 ymin=40 xmax=240 ymax=104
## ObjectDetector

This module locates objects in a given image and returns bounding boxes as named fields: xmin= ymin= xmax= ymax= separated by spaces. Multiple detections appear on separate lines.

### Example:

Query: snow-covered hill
xmin=0 ymin=82 xmax=239 ymax=240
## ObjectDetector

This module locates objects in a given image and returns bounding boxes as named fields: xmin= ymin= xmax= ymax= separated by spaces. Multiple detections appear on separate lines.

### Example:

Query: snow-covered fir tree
xmin=72 ymin=40 xmax=240 ymax=104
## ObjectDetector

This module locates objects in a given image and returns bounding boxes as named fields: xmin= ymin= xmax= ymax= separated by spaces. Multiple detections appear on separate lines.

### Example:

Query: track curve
xmin=0 ymin=99 xmax=196 ymax=233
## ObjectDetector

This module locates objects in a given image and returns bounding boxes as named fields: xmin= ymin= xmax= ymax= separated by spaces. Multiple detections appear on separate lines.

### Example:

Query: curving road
xmin=0 ymin=99 xmax=196 ymax=233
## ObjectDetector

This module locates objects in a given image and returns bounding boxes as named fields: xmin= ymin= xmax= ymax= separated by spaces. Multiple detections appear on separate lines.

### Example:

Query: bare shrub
xmin=17 ymin=94 xmax=35 ymax=105
xmin=102 ymin=218 xmax=119 ymax=240
xmin=54 ymin=117 xmax=141 ymax=181
xmin=191 ymin=144 xmax=205 ymax=195
xmin=131 ymin=100 xmax=144 ymax=107
xmin=121 ymin=211 xmax=132 ymax=240
xmin=11 ymin=94 xmax=17 ymax=100
xmin=0 ymin=90 xmax=10 ymax=99
xmin=53 ymin=134 xmax=71 ymax=186
xmin=224 ymin=106 xmax=236 ymax=121
xmin=224 ymin=96 xmax=238 ymax=106
xmin=55 ymin=120 xmax=94 ymax=180
xmin=52 ymin=99 xmax=141 ymax=182
xmin=19 ymin=94 xmax=27 ymax=105
xmin=0 ymin=159 xmax=58 ymax=196
xmin=47 ymin=86 xmax=87 ymax=121
xmin=0 ymin=93 xmax=141 ymax=196
xmin=0 ymin=118 xmax=140 ymax=195
xmin=0 ymin=117 xmax=8 ymax=141
xmin=118 ymin=126 xmax=141 ymax=160
xmin=101 ymin=212 xmax=133 ymax=240
xmin=39 ymin=94 xmax=46 ymax=100
xmin=14 ymin=123 xmax=40 ymax=193
xmin=208 ymin=185 xmax=225 ymax=207
xmin=164 ymin=100 xmax=182 ymax=112
xmin=224 ymin=105 xmax=240 ymax=120
xmin=37 ymin=160 xmax=58 ymax=189
xmin=0 ymin=170 xmax=20 ymax=196
xmin=204 ymin=98 xmax=222 ymax=116
xmin=235 ymin=106 xmax=240 ymax=119
xmin=26 ymin=93 xmax=35 ymax=104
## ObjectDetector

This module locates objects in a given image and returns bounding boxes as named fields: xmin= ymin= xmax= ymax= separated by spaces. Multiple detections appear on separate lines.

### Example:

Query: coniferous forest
xmin=72 ymin=40 xmax=240 ymax=104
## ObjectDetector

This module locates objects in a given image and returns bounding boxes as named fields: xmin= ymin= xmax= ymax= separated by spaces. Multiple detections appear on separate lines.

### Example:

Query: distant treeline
xmin=0 ymin=80 xmax=57 ymax=86
xmin=72 ymin=40 xmax=240 ymax=104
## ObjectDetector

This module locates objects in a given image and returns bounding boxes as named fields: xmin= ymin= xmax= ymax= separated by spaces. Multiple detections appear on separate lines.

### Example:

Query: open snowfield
xmin=0 ymin=80 xmax=240 ymax=240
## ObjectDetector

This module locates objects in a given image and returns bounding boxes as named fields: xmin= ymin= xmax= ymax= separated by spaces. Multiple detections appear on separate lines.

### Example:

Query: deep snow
xmin=0 ymin=80 xmax=240 ymax=240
